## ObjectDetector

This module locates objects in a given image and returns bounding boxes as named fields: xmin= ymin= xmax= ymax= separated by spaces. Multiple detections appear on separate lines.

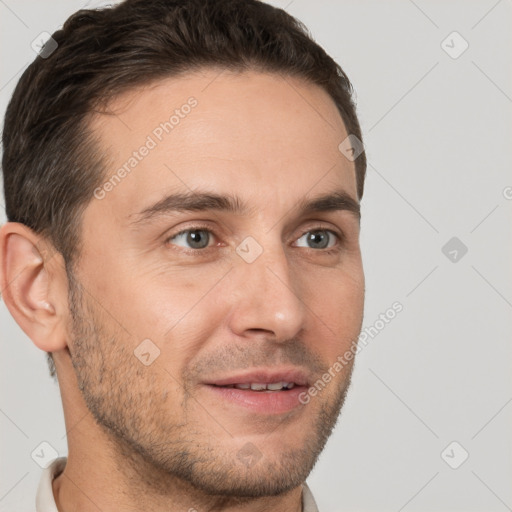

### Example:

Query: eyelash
xmin=164 ymin=223 xmax=345 ymax=256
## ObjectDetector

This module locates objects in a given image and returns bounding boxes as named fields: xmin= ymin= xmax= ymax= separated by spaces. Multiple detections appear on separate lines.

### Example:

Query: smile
xmin=215 ymin=382 xmax=296 ymax=391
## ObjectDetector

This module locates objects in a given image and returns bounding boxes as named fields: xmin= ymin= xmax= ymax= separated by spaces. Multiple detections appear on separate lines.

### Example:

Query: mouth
xmin=202 ymin=368 xmax=311 ymax=414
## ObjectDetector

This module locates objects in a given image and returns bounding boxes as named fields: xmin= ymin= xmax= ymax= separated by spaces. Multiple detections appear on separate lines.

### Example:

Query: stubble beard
xmin=66 ymin=271 xmax=356 ymax=499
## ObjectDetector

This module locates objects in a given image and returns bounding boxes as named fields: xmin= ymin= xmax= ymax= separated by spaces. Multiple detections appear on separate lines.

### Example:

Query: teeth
xmin=228 ymin=382 xmax=296 ymax=391
xmin=267 ymin=382 xmax=285 ymax=391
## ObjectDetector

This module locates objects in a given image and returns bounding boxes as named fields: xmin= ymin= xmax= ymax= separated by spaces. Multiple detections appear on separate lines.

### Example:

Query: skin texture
xmin=0 ymin=69 xmax=365 ymax=511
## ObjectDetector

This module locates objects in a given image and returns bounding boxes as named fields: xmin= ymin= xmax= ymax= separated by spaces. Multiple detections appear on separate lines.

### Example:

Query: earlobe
xmin=0 ymin=222 xmax=68 ymax=352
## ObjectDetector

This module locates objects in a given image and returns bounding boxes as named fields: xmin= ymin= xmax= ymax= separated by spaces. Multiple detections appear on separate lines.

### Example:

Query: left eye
xmin=295 ymin=229 xmax=338 ymax=250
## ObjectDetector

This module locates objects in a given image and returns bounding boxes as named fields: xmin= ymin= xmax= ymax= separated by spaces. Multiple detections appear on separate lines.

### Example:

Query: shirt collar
xmin=35 ymin=456 xmax=66 ymax=512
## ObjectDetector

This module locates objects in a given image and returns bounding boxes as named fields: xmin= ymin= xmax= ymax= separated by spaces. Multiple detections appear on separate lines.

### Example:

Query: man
xmin=0 ymin=0 xmax=366 ymax=510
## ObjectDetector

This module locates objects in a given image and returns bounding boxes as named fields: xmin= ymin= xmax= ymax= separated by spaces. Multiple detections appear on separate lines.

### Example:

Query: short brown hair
xmin=2 ymin=0 xmax=366 ymax=376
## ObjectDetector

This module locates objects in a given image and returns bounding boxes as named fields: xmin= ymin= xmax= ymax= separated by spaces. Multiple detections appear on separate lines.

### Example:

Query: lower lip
xmin=204 ymin=385 xmax=308 ymax=414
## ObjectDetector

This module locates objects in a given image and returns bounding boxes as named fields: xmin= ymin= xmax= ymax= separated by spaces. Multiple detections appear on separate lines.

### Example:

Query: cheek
xmin=110 ymin=264 xmax=226 ymax=353
xmin=308 ymin=266 xmax=364 ymax=356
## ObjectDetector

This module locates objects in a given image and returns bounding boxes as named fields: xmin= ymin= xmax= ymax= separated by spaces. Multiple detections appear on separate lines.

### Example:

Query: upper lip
xmin=203 ymin=367 xmax=311 ymax=387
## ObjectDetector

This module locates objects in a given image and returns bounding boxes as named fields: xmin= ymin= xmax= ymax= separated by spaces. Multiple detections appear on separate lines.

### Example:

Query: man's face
xmin=67 ymin=69 xmax=364 ymax=496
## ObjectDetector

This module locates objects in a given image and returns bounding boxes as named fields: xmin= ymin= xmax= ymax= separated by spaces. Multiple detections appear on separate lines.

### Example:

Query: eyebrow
xmin=129 ymin=188 xmax=360 ymax=226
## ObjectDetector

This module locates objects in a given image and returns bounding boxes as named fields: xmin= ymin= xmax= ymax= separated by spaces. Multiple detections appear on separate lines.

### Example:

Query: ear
xmin=0 ymin=222 xmax=68 ymax=352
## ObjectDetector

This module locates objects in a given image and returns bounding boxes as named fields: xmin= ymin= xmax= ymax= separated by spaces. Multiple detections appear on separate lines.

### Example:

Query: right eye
xmin=165 ymin=227 xmax=216 ymax=250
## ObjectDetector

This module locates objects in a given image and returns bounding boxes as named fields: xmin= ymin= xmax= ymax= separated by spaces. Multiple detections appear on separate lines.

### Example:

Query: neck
xmin=52 ymin=450 xmax=304 ymax=512
xmin=53 ymin=409 xmax=303 ymax=512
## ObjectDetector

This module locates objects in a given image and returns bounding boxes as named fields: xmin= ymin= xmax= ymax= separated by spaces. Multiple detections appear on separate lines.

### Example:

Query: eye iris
xmin=187 ymin=230 xmax=209 ymax=249
xmin=308 ymin=231 xmax=329 ymax=249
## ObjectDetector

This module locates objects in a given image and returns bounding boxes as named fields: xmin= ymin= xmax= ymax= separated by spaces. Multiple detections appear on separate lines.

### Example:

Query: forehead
xmin=87 ymin=69 xmax=357 ymax=222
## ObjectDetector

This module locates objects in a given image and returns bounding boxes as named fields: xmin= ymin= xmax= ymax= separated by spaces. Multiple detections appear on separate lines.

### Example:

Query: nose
xmin=227 ymin=241 xmax=306 ymax=343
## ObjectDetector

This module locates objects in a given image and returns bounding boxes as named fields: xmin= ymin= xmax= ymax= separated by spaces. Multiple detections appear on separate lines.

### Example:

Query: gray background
xmin=1 ymin=1 xmax=511 ymax=511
